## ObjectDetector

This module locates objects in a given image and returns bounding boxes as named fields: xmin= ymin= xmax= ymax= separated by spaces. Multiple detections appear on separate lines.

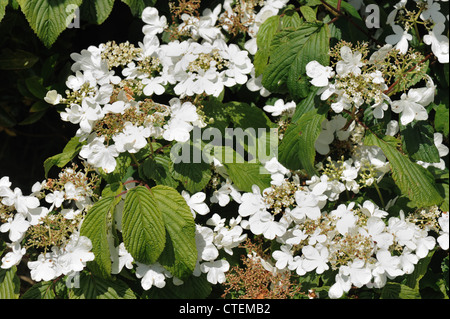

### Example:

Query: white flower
xmin=135 ymin=262 xmax=169 ymax=290
xmin=336 ymin=46 xmax=364 ymax=76
xmin=195 ymin=225 xmax=219 ymax=262
xmin=343 ymin=259 xmax=373 ymax=288
xmin=45 ymin=190 xmax=65 ymax=209
xmin=57 ymin=233 xmax=95 ymax=273
xmin=0 ymin=187 xmax=40 ymax=215
xmin=44 ymin=90 xmax=62 ymax=105
xmin=306 ymin=60 xmax=335 ymax=87
xmin=0 ymin=214 xmax=30 ymax=242
xmin=60 ymin=98 xmax=104 ymax=134
xmin=373 ymin=249 xmax=404 ymax=278
xmin=112 ymin=123 xmax=151 ymax=154
xmin=163 ymin=99 xmax=199 ymax=142
xmin=391 ymin=90 xmax=430 ymax=125
xmin=286 ymin=228 xmax=308 ymax=246
xmin=413 ymin=231 xmax=436 ymax=258
xmin=417 ymin=132 xmax=449 ymax=170
xmin=1 ymin=242 xmax=26 ymax=269
xmin=142 ymin=7 xmax=167 ymax=36
xmin=182 ymin=191 xmax=210 ymax=217
xmin=301 ymin=244 xmax=329 ymax=274
xmin=200 ymin=259 xmax=230 ymax=284
xmin=288 ymin=256 xmax=306 ymax=276
xmin=112 ymin=242 xmax=134 ymax=274
xmin=246 ymin=70 xmax=271 ymax=97
xmin=289 ymin=190 xmax=322 ymax=222
xmin=103 ymin=100 xmax=128 ymax=114
xmin=238 ymin=185 xmax=266 ymax=217
xmin=210 ymin=179 xmax=242 ymax=207
xmin=420 ymin=0 xmax=446 ymax=24
xmin=328 ymin=271 xmax=352 ymax=299
xmin=28 ymin=251 xmax=62 ymax=282
xmin=437 ymin=212 xmax=449 ymax=250
xmin=363 ymin=217 xmax=394 ymax=250
xmin=385 ymin=25 xmax=412 ymax=54
xmin=399 ymin=248 xmax=419 ymax=274
xmin=263 ymin=157 xmax=290 ymax=185
xmin=272 ymin=245 xmax=293 ymax=270
xmin=423 ymin=22 xmax=449 ymax=63
xmin=359 ymin=200 xmax=388 ymax=218
xmin=248 ymin=210 xmax=287 ymax=240
xmin=79 ymin=136 xmax=119 ymax=173
xmin=386 ymin=120 xmax=399 ymax=136
xmin=263 ymin=99 xmax=296 ymax=117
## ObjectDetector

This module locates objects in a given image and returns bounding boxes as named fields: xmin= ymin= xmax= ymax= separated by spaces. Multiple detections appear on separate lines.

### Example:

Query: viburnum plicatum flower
xmin=385 ymin=25 xmax=412 ymax=54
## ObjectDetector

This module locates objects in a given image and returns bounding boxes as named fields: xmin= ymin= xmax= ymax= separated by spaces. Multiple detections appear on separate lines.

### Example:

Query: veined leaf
xmin=122 ymin=186 xmax=166 ymax=265
xmin=401 ymin=121 xmax=440 ymax=163
xmin=0 ymin=266 xmax=20 ymax=299
xmin=43 ymin=136 xmax=85 ymax=177
xmin=139 ymin=155 xmax=179 ymax=188
xmin=380 ymin=282 xmax=421 ymax=299
xmin=254 ymin=15 xmax=280 ymax=77
xmin=69 ymin=272 xmax=136 ymax=299
xmin=278 ymin=108 xmax=326 ymax=175
xmin=16 ymin=0 xmax=83 ymax=47
xmin=121 ymin=0 xmax=157 ymax=16
xmin=365 ymin=133 xmax=443 ymax=208
xmin=224 ymin=162 xmax=271 ymax=192
xmin=0 ymin=0 xmax=7 ymax=23
xmin=80 ymin=0 xmax=115 ymax=24
xmin=262 ymin=22 xmax=329 ymax=99
xmin=80 ymin=196 xmax=120 ymax=279
xmin=152 ymin=185 xmax=197 ymax=280
xmin=144 ymin=274 xmax=211 ymax=299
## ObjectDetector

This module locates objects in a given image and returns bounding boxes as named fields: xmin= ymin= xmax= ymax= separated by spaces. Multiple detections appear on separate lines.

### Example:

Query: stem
xmin=130 ymin=153 xmax=140 ymax=167
xmin=383 ymin=53 xmax=433 ymax=96
xmin=374 ymin=181 xmax=385 ymax=208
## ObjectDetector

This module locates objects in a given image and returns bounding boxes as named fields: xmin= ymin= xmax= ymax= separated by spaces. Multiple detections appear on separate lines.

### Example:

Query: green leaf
xmin=380 ymin=282 xmax=421 ymax=299
xmin=144 ymin=274 xmax=211 ymax=299
xmin=365 ymin=133 xmax=443 ymax=208
xmin=43 ymin=136 xmax=85 ymax=177
xmin=224 ymin=101 xmax=275 ymax=130
xmin=120 ymin=0 xmax=157 ymax=16
xmin=0 ymin=49 xmax=38 ymax=70
xmin=291 ymin=86 xmax=321 ymax=123
xmin=434 ymin=103 xmax=449 ymax=138
xmin=254 ymin=15 xmax=280 ymax=77
xmin=300 ymin=5 xmax=316 ymax=22
xmin=0 ymin=266 xmax=20 ymax=299
xmin=80 ymin=196 xmax=120 ymax=279
xmin=401 ymin=121 xmax=440 ymax=163
xmin=100 ymin=152 xmax=132 ymax=184
xmin=171 ymin=150 xmax=212 ymax=193
xmin=0 ymin=0 xmax=8 ymax=23
xmin=21 ymin=281 xmax=58 ymax=299
xmin=224 ymin=162 xmax=271 ymax=192
xmin=139 ymin=155 xmax=179 ymax=188
xmin=80 ymin=0 xmax=115 ymax=24
xmin=69 ymin=272 xmax=136 ymax=299
xmin=25 ymin=76 xmax=47 ymax=99
xmin=262 ymin=22 xmax=329 ymax=99
xmin=16 ymin=0 xmax=83 ymax=47
xmin=404 ymin=251 xmax=434 ymax=290
xmin=122 ymin=186 xmax=166 ymax=265
xmin=152 ymin=185 xmax=197 ymax=280
xmin=278 ymin=108 xmax=326 ymax=175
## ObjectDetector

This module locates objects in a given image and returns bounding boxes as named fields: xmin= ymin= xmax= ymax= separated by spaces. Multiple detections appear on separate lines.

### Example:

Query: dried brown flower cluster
xmin=221 ymin=238 xmax=303 ymax=299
